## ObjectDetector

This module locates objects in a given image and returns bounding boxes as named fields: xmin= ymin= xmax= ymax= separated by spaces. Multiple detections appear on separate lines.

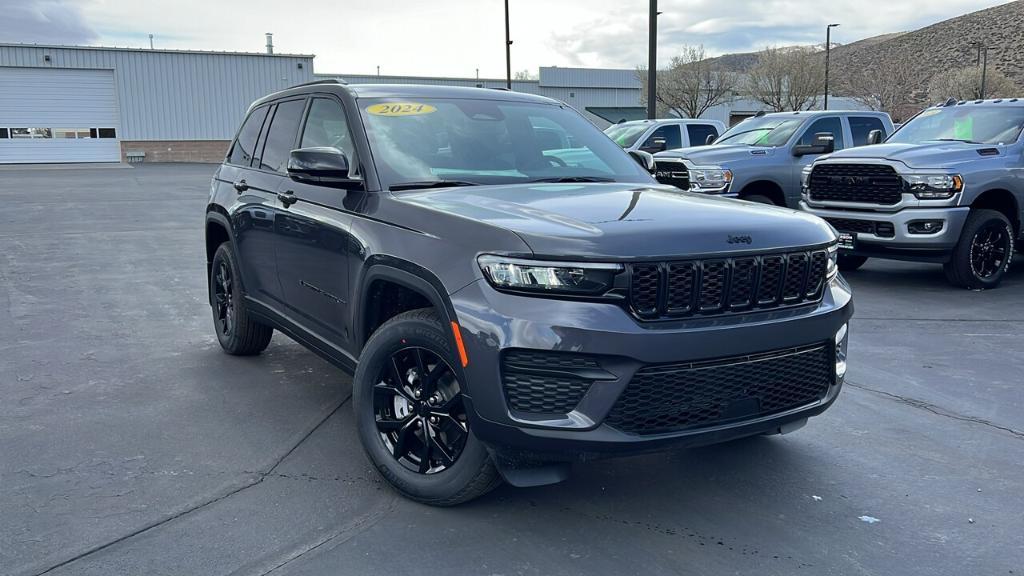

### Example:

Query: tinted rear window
xmin=259 ymin=99 xmax=306 ymax=173
xmin=228 ymin=106 xmax=269 ymax=166
xmin=686 ymin=124 xmax=719 ymax=146
xmin=849 ymin=116 xmax=886 ymax=146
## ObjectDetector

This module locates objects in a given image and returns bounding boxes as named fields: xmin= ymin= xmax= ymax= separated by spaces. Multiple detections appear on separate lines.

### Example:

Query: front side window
xmin=686 ymin=124 xmax=719 ymax=146
xmin=603 ymin=122 xmax=651 ymax=148
xmin=715 ymin=117 xmax=803 ymax=147
xmin=259 ymin=99 xmax=307 ymax=173
xmin=300 ymin=97 xmax=357 ymax=174
xmin=887 ymin=106 xmax=1024 ymax=145
xmin=360 ymin=98 xmax=652 ymax=189
xmin=641 ymin=125 xmax=681 ymax=152
xmin=228 ymin=106 xmax=269 ymax=166
xmin=849 ymin=117 xmax=886 ymax=146
xmin=799 ymin=117 xmax=846 ymax=151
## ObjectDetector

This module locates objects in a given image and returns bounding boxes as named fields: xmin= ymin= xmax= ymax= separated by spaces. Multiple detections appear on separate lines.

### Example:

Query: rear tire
xmin=943 ymin=209 xmax=1014 ymax=290
xmin=210 ymin=242 xmax=273 ymax=355
xmin=837 ymin=254 xmax=869 ymax=272
xmin=353 ymin=308 xmax=501 ymax=506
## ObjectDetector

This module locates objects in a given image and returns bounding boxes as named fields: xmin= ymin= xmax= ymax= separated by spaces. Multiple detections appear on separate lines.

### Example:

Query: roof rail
xmin=942 ymin=97 xmax=958 ymax=107
xmin=291 ymin=78 xmax=347 ymax=88
xmin=488 ymin=87 xmax=511 ymax=91
xmin=754 ymin=110 xmax=767 ymax=117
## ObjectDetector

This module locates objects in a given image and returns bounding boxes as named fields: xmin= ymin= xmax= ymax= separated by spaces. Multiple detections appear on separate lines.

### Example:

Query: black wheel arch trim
xmin=205 ymin=208 xmax=239 ymax=306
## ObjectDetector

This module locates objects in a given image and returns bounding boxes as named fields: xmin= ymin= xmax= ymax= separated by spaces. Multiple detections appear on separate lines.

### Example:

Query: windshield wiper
xmin=389 ymin=180 xmax=481 ymax=191
xmin=527 ymin=176 xmax=616 ymax=183
xmin=931 ymin=138 xmax=982 ymax=144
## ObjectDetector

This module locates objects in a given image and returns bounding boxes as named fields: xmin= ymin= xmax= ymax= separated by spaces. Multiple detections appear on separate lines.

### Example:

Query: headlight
xmin=903 ymin=173 xmax=963 ymax=199
xmin=688 ymin=166 xmax=733 ymax=192
xmin=827 ymin=243 xmax=839 ymax=280
xmin=478 ymin=255 xmax=622 ymax=295
xmin=801 ymin=165 xmax=813 ymax=189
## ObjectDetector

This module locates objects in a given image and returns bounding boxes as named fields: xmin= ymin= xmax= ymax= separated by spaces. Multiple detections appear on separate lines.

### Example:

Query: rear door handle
xmin=277 ymin=189 xmax=297 ymax=207
xmin=233 ymin=179 xmax=249 ymax=193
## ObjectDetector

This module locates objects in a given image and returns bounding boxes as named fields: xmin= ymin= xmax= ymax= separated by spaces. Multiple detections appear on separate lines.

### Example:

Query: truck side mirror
xmin=643 ymin=136 xmax=667 ymax=153
xmin=867 ymin=129 xmax=884 ymax=145
xmin=628 ymin=149 xmax=656 ymax=173
xmin=705 ymin=134 xmax=717 ymax=145
xmin=793 ymin=132 xmax=835 ymax=156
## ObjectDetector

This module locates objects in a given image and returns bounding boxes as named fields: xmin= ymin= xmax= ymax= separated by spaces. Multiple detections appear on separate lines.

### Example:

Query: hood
xmin=655 ymin=144 xmax=778 ymax=167
xmin=394 ymin=182 xmax=834 ymax=259
xmin=820 ymin=142 xmax=1004 ymax=170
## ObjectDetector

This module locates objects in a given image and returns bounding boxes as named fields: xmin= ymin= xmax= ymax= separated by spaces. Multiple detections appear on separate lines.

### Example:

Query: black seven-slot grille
xmin=605 ymin=343 xmax=833 ymax=435
xmin=627 ymin=250 xmax=829 ymax=320
xmin=808 ymin=163 xmax=903 ymax=205
xmin=502 ymin=350 xmax=606 ymax=415
xmin=653 ymin=160 xmax=690 ymax=190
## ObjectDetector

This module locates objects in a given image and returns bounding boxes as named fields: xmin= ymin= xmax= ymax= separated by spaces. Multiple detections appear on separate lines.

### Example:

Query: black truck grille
xmin=627 ymin=250 xmax=829 ymax=321
xmin=502 ymin=350 xmax=599 ymax=414
xmin=825 ymin=217 xmax=896 ymax=238
xmin=605 ymin=343 xmax=833 ymax=435
xmin=808 ymin=163 xmax=903 ymax=205
xmin=653 ymin=160 xmax=690 ymax=190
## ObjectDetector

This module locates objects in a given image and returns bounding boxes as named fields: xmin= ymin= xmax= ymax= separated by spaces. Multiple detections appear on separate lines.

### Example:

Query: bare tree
xmin=745 ymin=46 xmax=824 ymax=112
xmin=839 ymin=56 xmax=930 ymax=122
xmin=927 ymin=65 xmax=1020 ymax=102
xmin=513 ymin=69 xmax=536 ymax=81
xmin=638 ymin=45 xmax=738 ymax=118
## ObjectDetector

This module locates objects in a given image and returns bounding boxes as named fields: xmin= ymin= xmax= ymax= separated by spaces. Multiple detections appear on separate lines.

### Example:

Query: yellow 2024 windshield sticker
xmin=366 ymin=102 xmax=437 ymax=116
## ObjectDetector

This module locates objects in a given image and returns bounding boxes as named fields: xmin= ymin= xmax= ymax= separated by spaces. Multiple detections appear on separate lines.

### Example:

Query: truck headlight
xmin=827 ymin=243 xmax=839 ymax=280
xmin=801 ymin=165 xmax=813 ymax=190
xmin=688 ymin=166 xmax=733 ymax=192
xmin=478 ymin=255 xmax=622 ymax=295
xmin=904 ymin=173 xmax=963 ymax=199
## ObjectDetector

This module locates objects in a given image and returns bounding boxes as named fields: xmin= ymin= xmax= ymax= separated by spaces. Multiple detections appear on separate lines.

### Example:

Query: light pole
xmin=647 ymin=0 xmax=658 ymax=119
xmin=824 ymin=23 xmax=840 ymax=110
xmin=504 ymin=0 xmax=512 ymax=90
xmin=970 ymin=42 xmax=989 ymax=99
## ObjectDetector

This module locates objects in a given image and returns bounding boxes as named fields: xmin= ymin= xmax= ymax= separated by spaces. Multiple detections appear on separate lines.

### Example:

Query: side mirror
xmin=793 ymin=132 xmax=835 ymax=156
xmin=867 ymin=129 xmax=884 ymax=145
xmin=628 ymin=149 xmax=656 ymax=173
xmin=642 ymin=137 xmax=667 ymax=153
xmin=287 ymin=147 xmax=360 ymax=188
xmin=705 ymin=134 xmax=717 ymax=145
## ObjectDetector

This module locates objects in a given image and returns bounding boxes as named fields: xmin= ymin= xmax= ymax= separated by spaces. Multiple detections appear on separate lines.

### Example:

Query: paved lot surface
xmin=2 ymin=163 xmax=1022 ymax=576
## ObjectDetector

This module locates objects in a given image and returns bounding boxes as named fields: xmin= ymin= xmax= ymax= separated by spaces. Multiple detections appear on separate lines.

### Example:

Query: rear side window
xmin=849 ymin=116 xmax=887 ymax=146
xmin=686 ymin=124 xmax=719 ymax=146
xmin=228 ymin=106 xmax=269 ymax=166
xmin=641 ymin=125 xmax=682 ymax=151
xmin=799 ymin=117 xmax=846 ymax=151
xmin=259 ymin=99 xmax=307 ymax=173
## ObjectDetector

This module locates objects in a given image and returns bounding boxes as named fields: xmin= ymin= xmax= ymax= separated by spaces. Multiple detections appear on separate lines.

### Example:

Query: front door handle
xmin=277 ymin=190 xmax=297 ymax=207
xmin=233 ymin=179 xmax=248 ymax=193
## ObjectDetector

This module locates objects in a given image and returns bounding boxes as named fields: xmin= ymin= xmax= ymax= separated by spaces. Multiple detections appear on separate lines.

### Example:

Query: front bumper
xmin=801 ymin=202 xmax=969 ymax=259
xmin=449 ymin=275 xmax=853 ymax=461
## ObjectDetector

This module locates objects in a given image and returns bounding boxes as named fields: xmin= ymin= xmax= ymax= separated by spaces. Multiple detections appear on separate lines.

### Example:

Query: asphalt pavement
xmin=1 ymin=163 xmax=1022 ymax=576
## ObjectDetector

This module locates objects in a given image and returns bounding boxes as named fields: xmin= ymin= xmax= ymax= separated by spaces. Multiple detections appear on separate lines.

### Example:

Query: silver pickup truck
xmin=801 ymin=98 xmax=1024 ymax=289
xmin=652 ymin=110 xmax=894 ymax=207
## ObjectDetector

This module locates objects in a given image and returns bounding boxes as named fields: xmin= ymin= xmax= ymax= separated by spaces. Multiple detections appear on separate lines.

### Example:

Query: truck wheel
xmin=210 ymin=242 xmax=273 ymax=355
xmin=353 ymin=308 xmax=501 ymax=506
xmin=943 ymin=209 xmax=1015 ymax=290
xmin=837 ymin=254 xmax=868 ymax=271
xmin=742 ymin=194 xmax=777 ymax=206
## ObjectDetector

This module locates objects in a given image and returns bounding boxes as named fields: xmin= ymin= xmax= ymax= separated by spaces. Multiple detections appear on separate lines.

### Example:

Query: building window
xmin=97 ymin=128 xmax=116 ymax=138
xmin=0 ymin=128 xmax=8 ymax=139
xmin=54 ymin=128 xmax=93 ymax=139
xmin=10 ymin=128 xmax=53 ymax=138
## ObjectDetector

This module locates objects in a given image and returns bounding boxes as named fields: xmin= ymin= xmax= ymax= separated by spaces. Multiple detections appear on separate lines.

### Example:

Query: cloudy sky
xmin=3 ymin=0 xmax=1016 ymax=77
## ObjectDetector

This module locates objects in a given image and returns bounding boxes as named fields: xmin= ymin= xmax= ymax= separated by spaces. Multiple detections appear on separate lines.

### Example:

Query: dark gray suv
xmin=205 ymin=81 xmax=853 ymax=505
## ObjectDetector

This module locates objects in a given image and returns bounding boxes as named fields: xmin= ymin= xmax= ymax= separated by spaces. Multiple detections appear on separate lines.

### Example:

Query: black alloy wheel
xmin=969 ymin=221 xmax=1011 ymax=280
xmin=213 ymin=259 xmax=234 ymax=337
xmin=373 ymin=346 xmax=468 ymax=474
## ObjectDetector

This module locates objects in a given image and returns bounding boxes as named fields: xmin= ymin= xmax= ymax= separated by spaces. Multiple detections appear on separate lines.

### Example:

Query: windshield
xmin=359 ymin=98 xmax=654 ymax=189
xmin=887 ymin=106 xmax=1024 ymax=145
xmin=716 ymin=117 xmax=804 ymax=146
xmin=604 ymin=123 xmax=650 ymax=148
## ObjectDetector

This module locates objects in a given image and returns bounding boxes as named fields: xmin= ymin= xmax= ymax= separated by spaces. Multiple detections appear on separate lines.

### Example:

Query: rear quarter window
xmin=849 ymin=116 xmax=887 ymax=146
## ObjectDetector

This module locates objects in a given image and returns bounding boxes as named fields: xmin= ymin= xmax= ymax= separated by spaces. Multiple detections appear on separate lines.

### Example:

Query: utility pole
xmin=980 ymin=46 xmax=988 ymax=99
xmin=504 ymin=0 xmax=512 ymax=90
xmin=647 ymin=0 xmax=658 ymax=119
xmin=824 ymin=23 xmax=840 ymax=110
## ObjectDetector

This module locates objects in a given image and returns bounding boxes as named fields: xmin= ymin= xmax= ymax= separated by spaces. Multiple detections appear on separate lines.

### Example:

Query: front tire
xmin=352 ymin=308 xmax=501 ymax=506
xmin=943 ymin=209 xmax=1015 ymax=290
xmin=210 ymin=242 xmax=273 ymax=355
xmin=837 ymin=254 xmax=869 ymax=272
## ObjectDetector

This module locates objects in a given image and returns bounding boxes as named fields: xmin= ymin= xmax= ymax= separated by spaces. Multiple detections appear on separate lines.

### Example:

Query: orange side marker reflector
xmin=450 ymin=321 xmax=469 ymax=368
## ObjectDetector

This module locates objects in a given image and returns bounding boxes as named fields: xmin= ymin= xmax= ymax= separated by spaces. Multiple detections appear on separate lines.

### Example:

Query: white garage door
xmin=0 ymin=67 xmax=121 ymax=164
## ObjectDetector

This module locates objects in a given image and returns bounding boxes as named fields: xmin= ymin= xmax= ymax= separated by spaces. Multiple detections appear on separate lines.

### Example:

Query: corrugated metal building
xmin=323 ymin=67 xmax=645 ymax=128
xmin=0 ymin=43 xmax=314 ymax=163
